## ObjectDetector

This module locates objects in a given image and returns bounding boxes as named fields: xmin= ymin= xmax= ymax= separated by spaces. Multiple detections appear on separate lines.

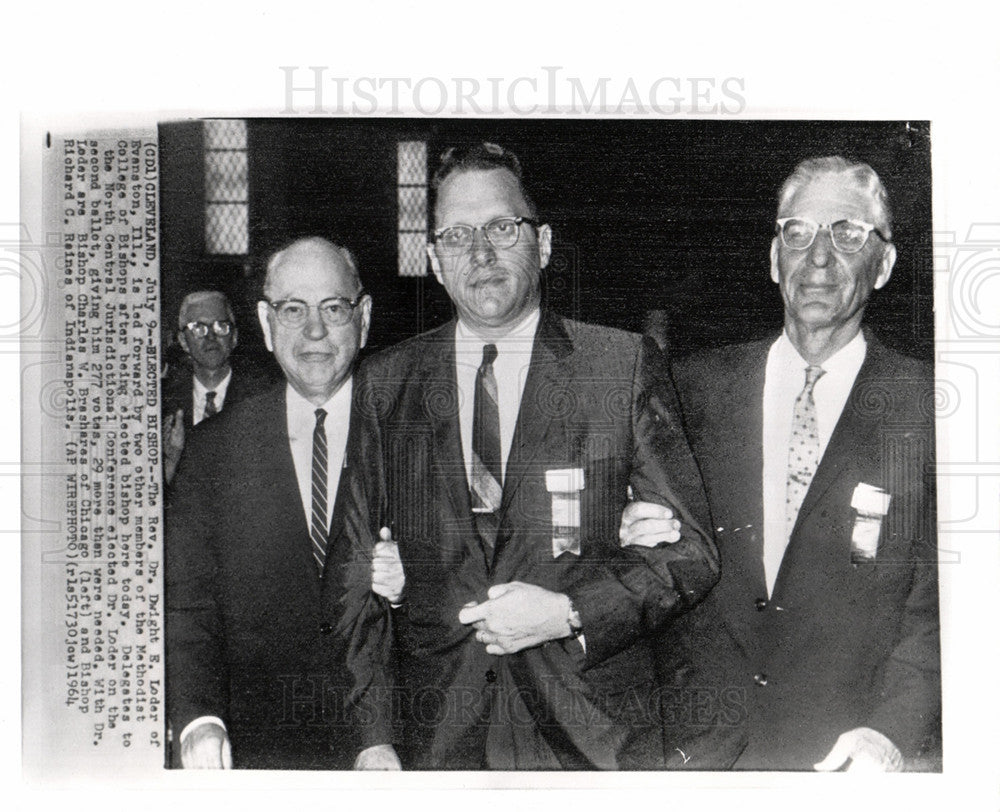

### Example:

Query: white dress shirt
xmin=179 ymin=378 xmax=353 ymax=748
xmin=454 ymin=309 xmax=540 ymax=485
xmin=192 ymin=370 xmax=232 ymax=425
xmin=761 ymin=330 xmax=867 ymax=595
xmin=286 ymin=380 xmax=353 ymax=532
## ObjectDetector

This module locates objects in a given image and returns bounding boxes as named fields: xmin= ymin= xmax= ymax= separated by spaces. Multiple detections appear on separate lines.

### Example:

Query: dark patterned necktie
xmin=786 ymin=365 xmax=826 ymax=532
xmin=470 ymin=344 xmax=502 ymax=556
xmin=204 ymin=390 xmax=218 ymax=419
xmin=310 ymin=408 xmax=329 ymax=575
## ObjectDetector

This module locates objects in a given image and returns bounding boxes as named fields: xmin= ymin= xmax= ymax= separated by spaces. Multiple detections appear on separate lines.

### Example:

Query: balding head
xmin=257 ymin=237 xmax=371 ymax=405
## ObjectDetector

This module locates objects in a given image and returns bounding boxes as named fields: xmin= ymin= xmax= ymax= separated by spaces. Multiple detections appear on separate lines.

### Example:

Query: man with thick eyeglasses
xmin=161 ymin=290 xmax=270 ymax=483
xmin=621 ymin=156 xmax=940 ymax=771
xmin=336 ymin=143 xmax=717 ymax=770
xmin=166 ymin=237 xmax=372 ymax=768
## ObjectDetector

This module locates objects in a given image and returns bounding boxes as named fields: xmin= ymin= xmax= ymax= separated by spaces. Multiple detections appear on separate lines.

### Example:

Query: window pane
xmin=206 ymin=203 xmax=248 ymax=255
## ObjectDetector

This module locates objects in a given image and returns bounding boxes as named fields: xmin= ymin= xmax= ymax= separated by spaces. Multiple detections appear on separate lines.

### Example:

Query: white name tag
xmin=850 ymin=483 xmax=891 ymax=563
xmin=547 ymin=468 xmax=584 ymax=557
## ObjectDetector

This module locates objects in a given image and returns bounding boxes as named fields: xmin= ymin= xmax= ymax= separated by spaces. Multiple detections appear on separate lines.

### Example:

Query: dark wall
xmin=159 ymin=119 xmax=933 ymax=364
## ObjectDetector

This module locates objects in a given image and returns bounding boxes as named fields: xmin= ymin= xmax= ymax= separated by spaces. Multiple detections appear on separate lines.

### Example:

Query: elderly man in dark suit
xmin=622 ymin=156 xmax=940 ymax=771
xmin=161 ymin=290 xmax=271 ymax=483
xmin=166 ymin=238 xmax=372 ymax=768
xmin=338 ymin=143 xmax=718 ymax=770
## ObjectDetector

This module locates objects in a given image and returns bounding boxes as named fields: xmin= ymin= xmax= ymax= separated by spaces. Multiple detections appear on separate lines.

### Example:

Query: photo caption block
xmin=26 ymin=129 xmax=164 ymax=776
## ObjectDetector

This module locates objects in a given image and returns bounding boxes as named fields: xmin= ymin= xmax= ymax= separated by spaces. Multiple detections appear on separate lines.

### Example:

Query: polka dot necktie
xmin=786 ymin=365 xmax=826 ymax=533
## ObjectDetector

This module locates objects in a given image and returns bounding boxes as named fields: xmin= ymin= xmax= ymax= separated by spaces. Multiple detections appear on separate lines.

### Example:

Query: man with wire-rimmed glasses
xmin=162 ymin=290 xmax=272 ymax=484
xmin=338 ymin=143 xmax=717 ymax=770
xmin=166 ymin=237 xmax=371 ymax=769
xmin=621 ymin=156 xmax=941 ymax=771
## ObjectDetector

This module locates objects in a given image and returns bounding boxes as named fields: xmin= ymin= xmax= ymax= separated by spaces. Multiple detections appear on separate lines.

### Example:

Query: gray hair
xmin=263 ymin=236 xmax=362 ymax=297
xmin=777 ymin=156 xmax=893 ymax=240
xmin=178 ymin=290 xmax=235 ymax=329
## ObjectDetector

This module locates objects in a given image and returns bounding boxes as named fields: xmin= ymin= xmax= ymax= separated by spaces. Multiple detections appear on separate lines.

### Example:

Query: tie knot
xmin=205 ymin=391 xmax=216 ymax=403
xmin=314 ymin=407 xmax=327 ymax=427
xmin=803 ymin=365 xmax=825 ymax=390
xmin=481 ymin=343 xmax=498 ymax=368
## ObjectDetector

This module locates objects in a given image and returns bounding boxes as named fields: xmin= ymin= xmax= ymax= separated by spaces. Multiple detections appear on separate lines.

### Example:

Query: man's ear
xmin=178 ymin=329 xmax=191 ymax=355
xmin=426 ymin=243 xmax=443 ymax=285
xmin=358 ymin=294 xmax=373 ymax=350
xmin=873 ymin=243 xmax=897 ymax=290
xmin=256 ymin=301 xmax=274 ymax=353
xmin=769 ymin=237 xmax=781 ymax=284
xmin=230 ymin=326 xmax=238 ymax=349
xmin=537 ymin=223 xmax=552 ymax=270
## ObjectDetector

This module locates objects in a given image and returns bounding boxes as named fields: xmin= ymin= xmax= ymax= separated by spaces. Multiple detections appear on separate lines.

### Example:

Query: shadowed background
xmin=159 ymin=119 xmax=932 ymax=373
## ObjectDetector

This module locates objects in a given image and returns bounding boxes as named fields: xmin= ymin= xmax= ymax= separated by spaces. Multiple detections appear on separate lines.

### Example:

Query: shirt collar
xmin=455 ymin=308 xmax=541 ymax=353
xmin=193 ymin=369 xmax=231 ymax=397
xmin=285 ymin=378 xmax=353 ymax=433
xmin=774 ymin=328 xmax=867 ymax=375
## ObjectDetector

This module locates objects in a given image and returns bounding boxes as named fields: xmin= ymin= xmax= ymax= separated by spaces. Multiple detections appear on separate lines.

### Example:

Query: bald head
xmin=263 ymin=237 xmax=362 ymax=300
xmin=257 ymin=237 xmax=371 ymax=405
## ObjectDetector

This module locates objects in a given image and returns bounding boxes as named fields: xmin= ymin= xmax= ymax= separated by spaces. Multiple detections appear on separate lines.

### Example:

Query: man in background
xmin=161 ymin=290 xmax=270 ymax=482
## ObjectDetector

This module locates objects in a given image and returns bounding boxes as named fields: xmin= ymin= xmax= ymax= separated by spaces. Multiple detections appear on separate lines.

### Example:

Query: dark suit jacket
xmin=336 ymin=311 xmax=718 ymax=769
xmin=165 ymin=382 xmax=359 ymax=769
xmin=161 ymin=357 xmax=272 ymax=429
xmin=661 ymin=331 xmax=940 ymax=771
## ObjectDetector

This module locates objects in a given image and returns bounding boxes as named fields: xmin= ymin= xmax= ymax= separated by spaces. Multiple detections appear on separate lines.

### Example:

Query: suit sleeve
xmin=165 ymin=430 xmax=230 ymax=736
xmin=565 ymin=336 xmax=720 ymax=667
xmin=867 ymin=419 xmax=941 ymax=761
xmin=332 ymin=379 xmax=397 ymax=753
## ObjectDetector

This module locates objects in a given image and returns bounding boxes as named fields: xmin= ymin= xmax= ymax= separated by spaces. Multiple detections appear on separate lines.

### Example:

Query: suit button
xmin=755 ymin=598 xmax=768 ymax=611
xmin=485 ymin=669 xmax=498 ymax=684
xmin=319 ymin=622 xmax=333 ymax=635
xmin=753 ymin=672 xmax=768 ymax=687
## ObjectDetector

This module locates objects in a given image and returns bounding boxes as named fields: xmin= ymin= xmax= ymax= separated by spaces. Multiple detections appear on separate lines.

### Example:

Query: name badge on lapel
xmin=545 ymin=468 xmax=585 ymax=558
xmin=850 ymin=482 xmax=891 ymax=563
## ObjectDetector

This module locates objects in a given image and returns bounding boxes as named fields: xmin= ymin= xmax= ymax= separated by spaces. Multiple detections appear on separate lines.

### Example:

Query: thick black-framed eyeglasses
xmin=433 ymin=216 xmax=538 ymax=253
xmin=775 ymin=217 xmax=888 ymax=255
xmin=264 ymin=291 xmax=367 ymax=328
xmin=184 ymin=320 xmax=233 ymax=338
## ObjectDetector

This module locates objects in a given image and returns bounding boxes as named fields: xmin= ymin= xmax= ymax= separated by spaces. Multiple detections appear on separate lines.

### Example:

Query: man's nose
xmin=808 ymin=228 xmax=833 ymax=267
xmin=470 ymin=227 xmax=496 ymax=266
xmin=302 ymin=306 xmax=329 ymax=339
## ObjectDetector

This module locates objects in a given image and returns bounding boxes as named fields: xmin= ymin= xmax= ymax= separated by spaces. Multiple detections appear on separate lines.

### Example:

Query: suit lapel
xmin=786 ymin=335 xmax=886 ymax=541
xmin=419 ymin=323 xmax=477 ymax=534
xmin=247 ymin=386 xmax=324 ymax=597
xmin=702 ymin=341 xmax=770 ymax=645
xmin=498 ymin=312 xmax=573 ymax=524
xmin=773 ymin=334 xmax=889 ymax=600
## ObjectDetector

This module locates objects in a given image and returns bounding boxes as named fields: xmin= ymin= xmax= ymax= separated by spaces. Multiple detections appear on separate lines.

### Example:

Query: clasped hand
xmin=458 ymin=582 xmax=572 ymax=655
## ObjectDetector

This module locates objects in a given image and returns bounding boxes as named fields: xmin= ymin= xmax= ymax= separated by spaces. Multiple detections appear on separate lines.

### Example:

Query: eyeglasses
xmin=184 ymin=320 xmax=233 ymax=338
xmin=433 ymin=216 xmax=538 ymax=253
xmin=775 ymin=218 xmax=888 ymax=255
xmin=264 ymin=291 xmax=367 ymax=329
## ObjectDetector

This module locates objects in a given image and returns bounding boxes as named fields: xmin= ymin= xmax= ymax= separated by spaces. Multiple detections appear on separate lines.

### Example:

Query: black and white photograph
xmin=10 ymin=4 xmax=1000 ymax=810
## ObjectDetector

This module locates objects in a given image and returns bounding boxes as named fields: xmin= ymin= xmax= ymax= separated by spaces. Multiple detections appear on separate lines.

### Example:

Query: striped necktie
xmin=310 ymin=408 xmax=329 ymax=575
xmin=470 ymin=344 xmax=502 ymax=557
